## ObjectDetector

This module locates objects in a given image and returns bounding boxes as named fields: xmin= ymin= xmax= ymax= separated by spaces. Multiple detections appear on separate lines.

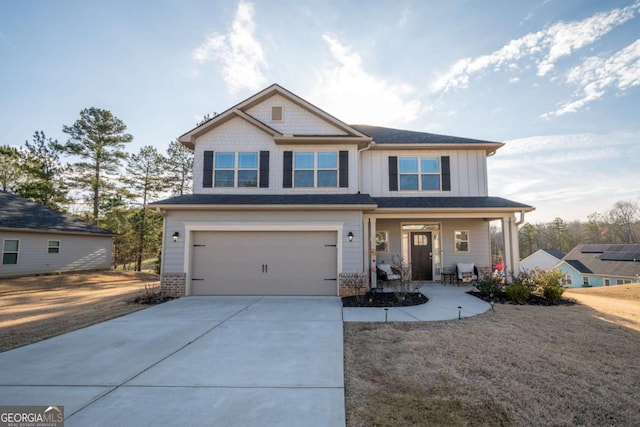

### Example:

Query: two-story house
xmin=150 ymin=84 xmax=533 ymax=297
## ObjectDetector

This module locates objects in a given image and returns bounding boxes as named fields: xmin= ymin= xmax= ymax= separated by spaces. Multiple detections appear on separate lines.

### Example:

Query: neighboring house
xmin=520 ymin=248 xmax=565 ymax=272
xmin=557 ymin=244 xmax=640 ymax=287
xmin=0 ymin=192 xmax=115 ymax=278
xmin=150 ymin=84 xmax=534 ymax=297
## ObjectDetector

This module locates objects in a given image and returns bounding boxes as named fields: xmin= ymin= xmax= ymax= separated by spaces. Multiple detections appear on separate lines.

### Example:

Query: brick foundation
xmin=338 ymin=272 xmax=369 ymax=297
xmin=160 ymin=272 xmax=186 ymax=297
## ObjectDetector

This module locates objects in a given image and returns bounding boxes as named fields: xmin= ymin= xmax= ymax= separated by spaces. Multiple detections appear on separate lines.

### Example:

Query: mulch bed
xmin=342 ymin=292 xmax=428 ymax=307
xmin=468 ymin=291 xmax=576 ymax=306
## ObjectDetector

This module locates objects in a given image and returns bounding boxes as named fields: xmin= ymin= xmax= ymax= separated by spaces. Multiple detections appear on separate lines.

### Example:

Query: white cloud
xmin=309 ymin=35 xmax=421 ymax=126
xmin=192 ymin=1 xmax=267 ymax=93
xmin=544 ymin=39 xmax=640 ymax=117
xmin=431 ymin=2 xmax=640 ymax=93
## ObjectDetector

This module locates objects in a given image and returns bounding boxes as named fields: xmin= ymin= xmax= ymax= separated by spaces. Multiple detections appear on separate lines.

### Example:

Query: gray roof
xmin=150 ymin=194 xmax=377 ymax=206
xmin=374 ymin=196 xmax=532 ymax=210
xmin=562 ymin=244 xmax=640 ymax=279
xmin=542 ymin=249 xmax=565 ymax=259
xmin=351 ymin=125 xmax=500 ymax=145
xmin=0 ymin=192 xmax=115 ymax=236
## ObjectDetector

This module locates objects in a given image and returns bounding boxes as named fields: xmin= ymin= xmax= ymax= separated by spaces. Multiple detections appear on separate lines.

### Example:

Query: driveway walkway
xmin=0 ymin=297 xmax=345 ymax=427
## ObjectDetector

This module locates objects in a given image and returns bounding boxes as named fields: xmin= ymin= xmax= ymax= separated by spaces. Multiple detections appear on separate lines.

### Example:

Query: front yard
xmin=345 ymin=285 xmax=640 ymax=426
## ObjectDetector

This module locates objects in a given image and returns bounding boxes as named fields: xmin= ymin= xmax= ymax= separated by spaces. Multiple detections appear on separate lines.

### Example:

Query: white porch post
xmin=509 ymin=217 xmax=521 ymax=274
xmin=369 ymin=217 xmax=377 ymax=288
xmin=362 ymin=215 xmax=370 ymax=279
xmin=502 ymin=215 xmax=521 ymax=279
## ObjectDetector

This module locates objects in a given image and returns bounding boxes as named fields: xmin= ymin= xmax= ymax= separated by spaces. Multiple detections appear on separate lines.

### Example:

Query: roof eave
xmin=149 ymin=203 xmax=378 ymax=211
xmin=273 ymin=136 xmax=372 ymax=148
xmin=0 ymin=226 xmax=116 ymax=237
xmin=370 ymin=142 xmax=504 ymax=155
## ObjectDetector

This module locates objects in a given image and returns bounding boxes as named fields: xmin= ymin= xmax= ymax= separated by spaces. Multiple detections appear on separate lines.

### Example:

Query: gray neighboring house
xmin=556 ymin=244 xmax=640 ymax=287
xmin=0 ymin=192 xmax=115 ymax=278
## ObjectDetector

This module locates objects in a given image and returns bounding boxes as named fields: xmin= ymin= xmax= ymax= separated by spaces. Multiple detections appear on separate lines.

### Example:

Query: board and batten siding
xmin=161 ymin=210 xmax=363 ymax=275
xmin=0 ymin=231 xmax=112 ymax=278
xmin=359 ymin=149 xmax=488 ymax=197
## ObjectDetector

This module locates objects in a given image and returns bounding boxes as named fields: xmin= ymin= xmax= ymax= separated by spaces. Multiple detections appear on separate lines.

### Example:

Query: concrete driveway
xmin=0 ymin=297 xmax=345 ymax=427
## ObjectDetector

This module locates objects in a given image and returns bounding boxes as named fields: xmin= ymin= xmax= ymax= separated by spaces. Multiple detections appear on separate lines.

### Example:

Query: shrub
xmin=531 ymin=268 xmax=565 ymax=304
xmin=542 ymin=285 xmax=564 ymax=303
xmin=475 ymin=273 xmax=504 ymax=297
xmin=505 ymin=283 xmax=531 ymax=303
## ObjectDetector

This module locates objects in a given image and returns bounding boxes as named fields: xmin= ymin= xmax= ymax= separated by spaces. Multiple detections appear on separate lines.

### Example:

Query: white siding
xmin=161 ymin=210 xmax=363 ymax=275
xmin=245 ymin=94 xmax=348 ymax=136
xmin=520 ymin=250 xmax=561 ymax=272
xmin=360 ymin=149 xmax=488 ymax=197
xmin=0 ymin=231 xmax=112 ymax=278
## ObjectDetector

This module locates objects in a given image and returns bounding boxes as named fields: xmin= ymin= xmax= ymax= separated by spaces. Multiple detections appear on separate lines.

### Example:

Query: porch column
xmin=362 ymin=216 xmax=370 ymax=278
xmin=369 ymin=217 xmax=377 ymax=288
xmin=502 ymin=215 xmax=521 ymax=279
xmin=509 ymin=217 xmax=521 ymax=274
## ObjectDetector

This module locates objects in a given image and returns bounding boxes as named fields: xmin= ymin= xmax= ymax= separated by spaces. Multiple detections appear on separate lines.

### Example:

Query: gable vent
xmin=271 ymin=106 xmax=283 ymax=121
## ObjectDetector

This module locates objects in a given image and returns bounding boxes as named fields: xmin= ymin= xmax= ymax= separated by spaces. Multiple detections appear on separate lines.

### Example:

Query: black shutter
xmin=441 ymin=156 xmax=451 ymax=191
xmin=388 ymin=156 xmax=398 ymax=191
xmin=203 ymin=150 xmax=214 ymax=188
xmin=339 ymin=150 xmax=349 ymax=188
xmin=259 ymin=151 xmax=269 ymax=188
xmin=283 ymin=151 xmax=293 ymax=188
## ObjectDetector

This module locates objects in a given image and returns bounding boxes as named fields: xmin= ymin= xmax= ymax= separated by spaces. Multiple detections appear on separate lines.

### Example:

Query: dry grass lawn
xmin=345 ymin=285 xmax=640 ymax=426
xmin=0 ymin=270 xmax=159 ymax=352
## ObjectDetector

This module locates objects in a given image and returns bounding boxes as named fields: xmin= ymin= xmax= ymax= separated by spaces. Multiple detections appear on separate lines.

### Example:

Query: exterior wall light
xmin=172 ymin=232 xmax=180 ymax=243
xmin=348 ymin=232 xmax=354 ymax=242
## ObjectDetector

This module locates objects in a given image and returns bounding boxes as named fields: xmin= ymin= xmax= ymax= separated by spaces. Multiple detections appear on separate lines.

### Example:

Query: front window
xmin=583 ymin=276 xmax=589 ymax=286
xmin=376 ymin=231 xmax=389 ymax=253
xmin=454 ymin=230 xmax=469 ymax=252
xmin=214 ymin=152 xmax=258 ymax=188
xmin=565 ymin=274 xmax=572 ymax=285
xmin=399 ymin=156 xmax=441 ymax=191
xmin=48 ymin=240 xmax=60 ymax=254
xmin=2 ymin=239 xmax=19 ymax=265
xmin=294 ymin=152 xmax=337 ymax=188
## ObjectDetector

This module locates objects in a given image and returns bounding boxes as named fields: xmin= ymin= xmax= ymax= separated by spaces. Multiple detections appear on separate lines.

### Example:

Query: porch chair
xmin=376 ymin=263 xmax=402 ymax=283
xmin=455 ymin=262 xmax=478 ymax=285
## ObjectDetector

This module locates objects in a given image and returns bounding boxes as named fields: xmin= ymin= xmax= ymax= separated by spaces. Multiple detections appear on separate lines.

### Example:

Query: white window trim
xmin=583 ymin=276 xmax=589 ymax=286
xmin=293 ymin=151 xmax=338 ymax=188
xmin=565 ymin=274 xmax=572 ymax=285
xmin=454 ymin=230 xmax=469 ymax=252
xmin=2 ymin=239 xmax=20 ymax=265
xmin=214 ymin=151 xmax=259 ymax=188
xmin=398 ymin=156 xmax=442 ymax=192
xmin=48 ymin=240 xmax=61 ymax=254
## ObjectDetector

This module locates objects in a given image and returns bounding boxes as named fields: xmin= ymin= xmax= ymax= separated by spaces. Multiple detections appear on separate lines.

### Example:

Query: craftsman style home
xmin=151 ymin=84 xmax=533 ymax=296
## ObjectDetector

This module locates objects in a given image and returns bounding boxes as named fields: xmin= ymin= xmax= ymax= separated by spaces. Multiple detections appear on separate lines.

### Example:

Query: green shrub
xmin=542 ymin=285 xmax=564 ymax=303
xmin=505 ymin=283 xmax=531 ymax=303
xmin=531 ymin=268 xmax=565 ymax=304
xmin=475 ymin=273 xmax=504 ymax=297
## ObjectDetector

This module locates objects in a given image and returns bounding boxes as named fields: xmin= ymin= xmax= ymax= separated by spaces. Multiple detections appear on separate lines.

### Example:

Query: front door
xmin=411 ymin=232 xmax=433 ymax=281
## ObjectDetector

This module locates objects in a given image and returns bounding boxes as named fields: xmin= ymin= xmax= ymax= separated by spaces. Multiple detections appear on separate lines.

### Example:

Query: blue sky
xmin=1 ymin=0 xmax=639 ymax=222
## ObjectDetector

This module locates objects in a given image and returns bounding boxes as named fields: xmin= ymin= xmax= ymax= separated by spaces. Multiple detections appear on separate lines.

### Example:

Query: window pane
xmin=456 ymin=231 xmax=468 ymax=240
xmin=421 ymin=174 xmax=441 ymax=190
xmin=3 ymin=240 xmax=18 ymax=251
xmin=215 ymin=152 xmax=235 ymax=168
xmin=294 ymin=170 xmax=314 ymax=187
xmin=456 ymin=241 xmax=469 ymax=252
xmin=238 ymin=152 xmax=258 ymax=168
xmin=2 ymin=253 xmax=17 ymax=265
xmin=214 ymin=170 xmax=234 ymax=187
xmin=317 ymin=170 xmax=337 ymax=187
xmin=399 ymin=157 xmax=418 ymax=173
xmin=421 ymin=157 xmax=440 ymax=173
xmin=317 ymin=152 xmax=337 ymax=169
xmin=399 ymin=174 xmax=418 ymax=190
xmin=294 ymin=152 xmax=314 ymax=169
xmin=238 ymin=170 xmax=258 ymax=187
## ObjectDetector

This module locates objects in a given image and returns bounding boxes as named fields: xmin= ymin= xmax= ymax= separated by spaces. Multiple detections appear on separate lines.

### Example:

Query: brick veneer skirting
xmin=338 ymin=272 xmax=369 ymax=297
xmin=161 ymin=272 xmax=186 ymax=297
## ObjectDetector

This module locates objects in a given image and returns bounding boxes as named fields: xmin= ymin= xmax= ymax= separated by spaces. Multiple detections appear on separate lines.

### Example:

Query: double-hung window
xmin=214 ymin=152 xmax=258 ymax=187
xmin=294 ymin=152 xmax=337 ymax=188
xmin=2 ymin=240 xmax=19 ymax=265
xmin=398 ymin=157 xmax=441 ymax=191
xmin=48 ymin=240 xmax=60 ymax=254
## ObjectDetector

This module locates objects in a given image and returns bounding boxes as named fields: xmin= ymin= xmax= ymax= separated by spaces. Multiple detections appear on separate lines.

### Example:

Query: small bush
xmin=531 ymin=268 xmax=565 ymax=304
xmin=475 ymin=273 xmax=504 ymax=297
xmin=542 ymin=285 xmax=564 ymax=303
xmin=505 ymin=283 xmax=531 ymax=303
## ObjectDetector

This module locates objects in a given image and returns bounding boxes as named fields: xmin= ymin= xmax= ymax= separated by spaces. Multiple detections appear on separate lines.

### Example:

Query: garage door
xmin=190 ymin=231 xmax=338 ymax=296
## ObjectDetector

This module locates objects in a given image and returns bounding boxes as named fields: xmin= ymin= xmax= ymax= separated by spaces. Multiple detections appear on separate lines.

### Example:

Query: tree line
xmin=514 ymin=200 xmax=640 ymax=260
xmin=0 ymin=107 xmax=194 ymax=272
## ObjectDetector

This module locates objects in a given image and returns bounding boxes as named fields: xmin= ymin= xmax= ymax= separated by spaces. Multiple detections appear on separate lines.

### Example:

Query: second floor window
xmin=215 ymin=152 xmax=258 ymax=187
xmin=398 ymin=157 xmax=441 ymax=191
xmin=294 ymin=152 xmax=337 ymax=188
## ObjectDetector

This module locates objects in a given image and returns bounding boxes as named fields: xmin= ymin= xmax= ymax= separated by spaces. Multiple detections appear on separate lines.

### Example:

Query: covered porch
xmin=363 ymin=198 xmax=533 ymax=288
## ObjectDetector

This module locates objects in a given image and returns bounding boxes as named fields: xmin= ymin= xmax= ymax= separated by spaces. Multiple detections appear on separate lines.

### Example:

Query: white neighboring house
xmin=520 ymin=249 xmax=565 ymax=272
xmin=149 ymin=84 xmax=534 ymax=297
xmin=0 ymin=192 xmax=115 ymax=278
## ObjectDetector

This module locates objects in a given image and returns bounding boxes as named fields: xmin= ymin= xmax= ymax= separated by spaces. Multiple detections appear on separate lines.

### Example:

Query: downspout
xmin=515 ymin=210 xmax=526 ymax=226
xmin=357 ymin=141 xmax=374 ymax=193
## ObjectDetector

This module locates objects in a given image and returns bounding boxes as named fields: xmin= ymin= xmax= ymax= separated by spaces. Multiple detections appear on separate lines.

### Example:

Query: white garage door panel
xmin=191 ymin=231 xmax=337 ymax=296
